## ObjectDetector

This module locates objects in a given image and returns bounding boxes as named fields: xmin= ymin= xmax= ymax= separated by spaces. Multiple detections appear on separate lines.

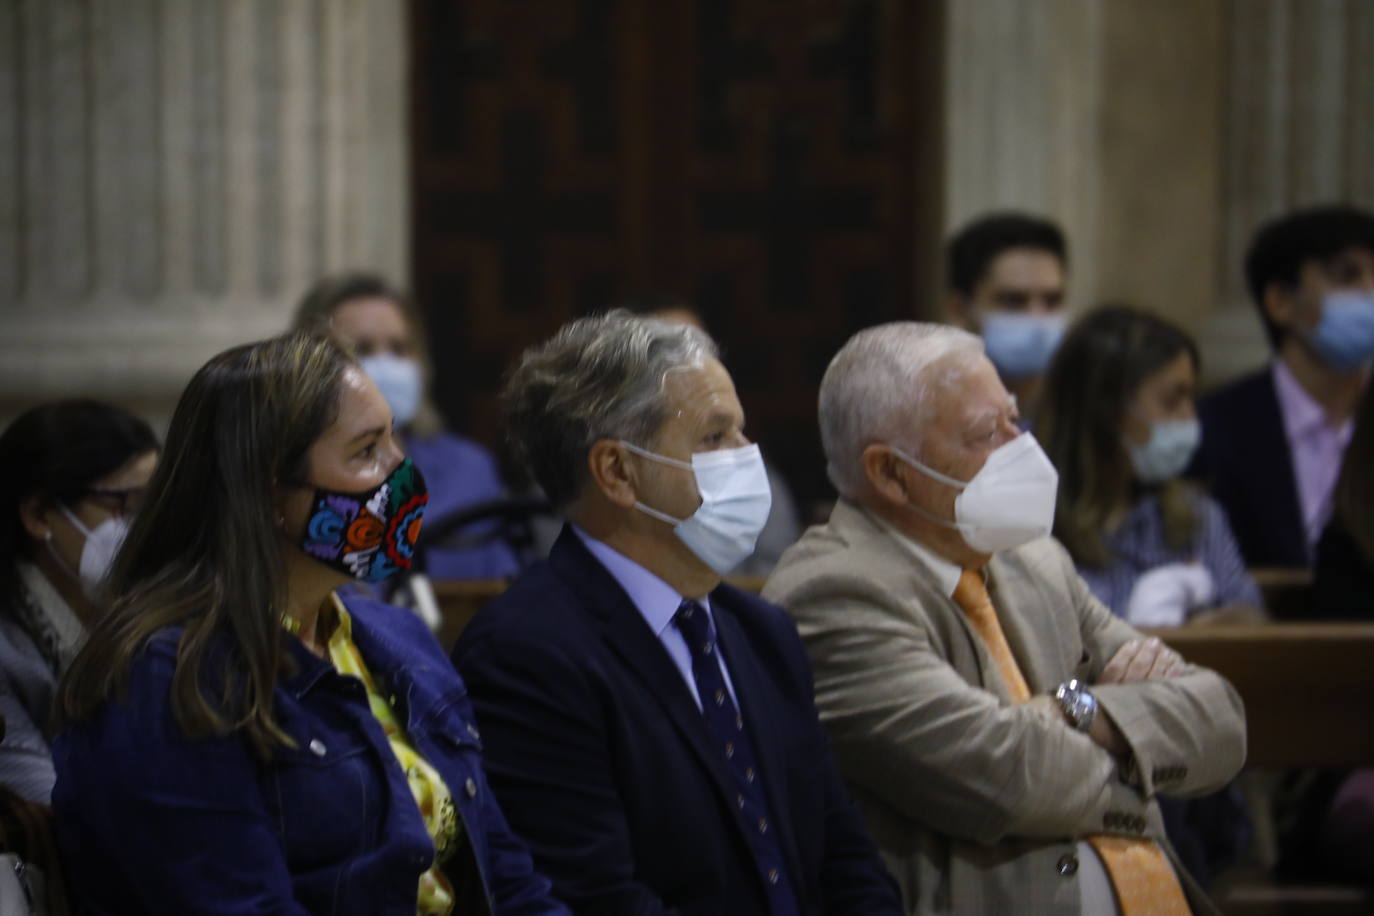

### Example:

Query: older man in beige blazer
xmin=764 ymin=322 xmax=1245 ymax=915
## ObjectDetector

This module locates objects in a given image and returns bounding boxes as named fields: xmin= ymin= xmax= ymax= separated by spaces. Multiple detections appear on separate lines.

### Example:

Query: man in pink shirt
xmin=1191 ymin=205 xmax=1374 ymax=570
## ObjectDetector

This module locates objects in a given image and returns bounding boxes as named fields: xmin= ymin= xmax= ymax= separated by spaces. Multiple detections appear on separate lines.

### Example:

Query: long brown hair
xmin=1039 ymin=305 xmax=1200 ymax=569
xmin=1334 ymin=382 xmax=1374 ymax=565
xmin=59 ymin=333 xmax=351 ymax=756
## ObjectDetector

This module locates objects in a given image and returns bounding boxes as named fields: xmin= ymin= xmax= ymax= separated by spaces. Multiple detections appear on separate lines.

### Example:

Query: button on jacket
xmin=53 ymin=593 xmax=568 ymax=916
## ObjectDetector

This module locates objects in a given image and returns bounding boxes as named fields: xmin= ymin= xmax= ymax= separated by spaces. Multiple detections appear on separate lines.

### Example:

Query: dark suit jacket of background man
xmin=452 ymin=527 xmax=902 ymax=916
xmin=1190 ymin=368 xmax=1309 ymax=570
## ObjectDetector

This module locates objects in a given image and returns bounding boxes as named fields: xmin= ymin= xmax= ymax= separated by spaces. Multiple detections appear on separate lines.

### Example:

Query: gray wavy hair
xmin=504 ymin=309 xmax=718 ymax=508
xmin=820 ymin=322 xmax=984 ymax=498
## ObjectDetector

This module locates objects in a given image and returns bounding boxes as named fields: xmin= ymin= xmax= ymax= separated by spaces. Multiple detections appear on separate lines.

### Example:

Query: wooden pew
xmin=1145 ymin=623 xmax=1374 ymax=916
xmin=1145 ymin=623 xmax=1374 ymax=768
xmin=1250 ymin=567 xmax=1315 ymax=622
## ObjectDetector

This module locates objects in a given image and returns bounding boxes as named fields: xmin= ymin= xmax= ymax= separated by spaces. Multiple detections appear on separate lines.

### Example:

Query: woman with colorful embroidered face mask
xmin=53 ymin=334 xmax=567 ymax=916
xmin=0 ymin=399 xmax=157 ymax=804
xmin=1039 ymin=305 xmax=1264 ymax=628
xmin=294 ymin=272 xmax=522 ymax=581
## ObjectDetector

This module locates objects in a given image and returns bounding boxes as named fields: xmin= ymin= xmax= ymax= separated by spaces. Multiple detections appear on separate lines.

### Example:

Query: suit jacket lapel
xmin=838 ymin=501 xmax=1042 ymax=702
xmin=985 ymin=560 xmax=1062 ymax=696
xmin=711 ymin=595 xmax=806 ymax=881
xmin=547 ymin=528 xmax=750 ymax=825
xmin=1257 ymin=371 xmax=1310 ymax=564
xmin=841 ymin=502 xmax=1005 ymax=696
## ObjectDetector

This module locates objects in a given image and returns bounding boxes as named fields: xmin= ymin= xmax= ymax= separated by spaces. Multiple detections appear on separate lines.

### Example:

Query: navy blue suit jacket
xmin=1191 ymin=367 xmax=1310 ymax=569
xmin=452 ymin=528 xmax=901 ymax=916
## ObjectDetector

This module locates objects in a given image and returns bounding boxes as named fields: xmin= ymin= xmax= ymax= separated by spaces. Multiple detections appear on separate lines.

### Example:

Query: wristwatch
xmin=1054 ymin=679 xmax=1098 ymax=733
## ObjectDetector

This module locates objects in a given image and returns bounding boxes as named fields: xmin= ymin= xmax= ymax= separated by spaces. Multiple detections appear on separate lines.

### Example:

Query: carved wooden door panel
xmin=411 ymin=0 xmax=938 ymax=507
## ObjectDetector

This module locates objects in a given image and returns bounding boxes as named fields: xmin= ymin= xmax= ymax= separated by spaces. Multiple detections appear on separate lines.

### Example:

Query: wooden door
xmin=410 ymin=0 xmax=941 ymax=508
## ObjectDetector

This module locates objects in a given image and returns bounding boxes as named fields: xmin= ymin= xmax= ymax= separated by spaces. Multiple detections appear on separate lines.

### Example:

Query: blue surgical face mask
xmin=979 ymin=312 xmax=1067 ymax=381
xmin=359 ymin=354 xmax=423 ymax=427
xmin=1305 ymin=290 xmax=1374 ymax=372
xmin=1127 ymin=418 xmax=1201 ymax=484
xmin=620 ymin=441 xmax=773 ymax=575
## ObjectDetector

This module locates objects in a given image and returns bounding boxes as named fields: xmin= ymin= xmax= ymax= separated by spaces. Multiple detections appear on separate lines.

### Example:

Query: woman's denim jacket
xmin=52 ymin=593 xmax=568 ymax=915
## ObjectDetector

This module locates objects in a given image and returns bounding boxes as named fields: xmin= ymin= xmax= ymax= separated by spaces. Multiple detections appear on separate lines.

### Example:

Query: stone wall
xmin=0 ymin=0 xmax=408 ymax=427
xmin=943 ymin=0 xmax=1374 ymax=386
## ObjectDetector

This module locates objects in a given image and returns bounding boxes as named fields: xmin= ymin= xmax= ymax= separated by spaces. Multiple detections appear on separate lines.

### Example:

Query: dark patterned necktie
xmin=674 ymin=600 xmax=800 ymax=916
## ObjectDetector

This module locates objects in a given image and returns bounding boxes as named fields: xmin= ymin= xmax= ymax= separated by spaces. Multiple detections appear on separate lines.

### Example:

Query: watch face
xmin=1057 ymin=681 xmax=1096 ymax=731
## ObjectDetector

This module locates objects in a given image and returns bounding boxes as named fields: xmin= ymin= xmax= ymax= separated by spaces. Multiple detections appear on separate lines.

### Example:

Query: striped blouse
xmin=1076 ymin=490 xmax=1262 ymax=620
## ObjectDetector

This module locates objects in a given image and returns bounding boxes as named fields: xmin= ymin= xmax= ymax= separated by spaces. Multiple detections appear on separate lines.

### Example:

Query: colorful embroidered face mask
xmin=298 ymin=458 xmax=428 ymax=582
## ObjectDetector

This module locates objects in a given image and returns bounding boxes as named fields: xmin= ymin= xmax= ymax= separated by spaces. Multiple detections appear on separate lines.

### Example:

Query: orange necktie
xmin=952 ymin=569 xmax=1191 ymax=916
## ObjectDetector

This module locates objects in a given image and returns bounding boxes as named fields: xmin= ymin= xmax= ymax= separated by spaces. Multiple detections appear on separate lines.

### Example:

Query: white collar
xmin=869 ymin=513 xmax=965 ymax=599
xmin=571 ymin=526 xmax=709 ymax=638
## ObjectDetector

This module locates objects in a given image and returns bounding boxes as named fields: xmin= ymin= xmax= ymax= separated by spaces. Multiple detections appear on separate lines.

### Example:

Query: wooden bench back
xmin=1147 ymin=623 xmax=1374 ymax=768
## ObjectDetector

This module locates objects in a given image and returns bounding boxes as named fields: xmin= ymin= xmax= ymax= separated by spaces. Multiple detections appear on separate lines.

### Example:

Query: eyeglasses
xmin=81 ymin=487 xmax=148 ymax=518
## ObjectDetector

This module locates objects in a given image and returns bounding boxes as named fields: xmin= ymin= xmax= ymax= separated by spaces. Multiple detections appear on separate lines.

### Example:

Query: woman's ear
xmin=862 ymin=444 xmax=912 ymax=507
xmin=587 ymin=440 xmax=639 ymax=509
xmin=18 ymin=493 xmax=52 ymax=543
xmin=274 ymin=483 xmax=311 ymax=538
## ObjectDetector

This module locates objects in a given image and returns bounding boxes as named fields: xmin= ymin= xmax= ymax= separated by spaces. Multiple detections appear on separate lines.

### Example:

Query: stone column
xmin=943 ymin=0 xmax=1227 ymax=337
xmin=1200 ymin=0 xmax=1374 ymax=384
xmin=0 ymin=0 xmax=408 ymax=426
xmin=943 ymin=0 xmax=1105 ymax=307
xmin=944 ymin=0 xmax=1374 ymax=386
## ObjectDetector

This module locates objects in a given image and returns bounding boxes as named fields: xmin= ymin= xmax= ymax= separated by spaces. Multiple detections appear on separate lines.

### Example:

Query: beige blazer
xmin=763 ymin=499 xmax=1246 ymax=915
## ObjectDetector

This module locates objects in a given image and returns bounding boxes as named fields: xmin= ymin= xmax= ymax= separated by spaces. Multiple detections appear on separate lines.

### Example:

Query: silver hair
xmin=819 ymin=322 xmax=985 ymax=498
xmin=503 ymin=309 xmax=719 ymax=507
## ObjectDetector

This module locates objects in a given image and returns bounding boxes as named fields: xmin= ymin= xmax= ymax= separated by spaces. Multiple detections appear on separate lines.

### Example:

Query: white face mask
xmin=53 ymin=505 xmax=130 ymax=598
xmin=359 ymin=354 xmax=423 ymax=427
xmin=891 ymin=432 xmax=1059 ymax=554
xmin=1127 ymin=417 xmax=1201 ymax=484
xmin=620 ymin=441 xmax=773 ymax=575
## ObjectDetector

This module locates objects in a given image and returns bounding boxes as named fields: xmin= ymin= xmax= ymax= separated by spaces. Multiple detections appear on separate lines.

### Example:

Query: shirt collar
xmin=867 ymin=511 xmax=965 ymax=599
xmin=1273 ymin=358 xmax=1337 ymax=439
xmin=572 ymin=525 xmax=708 ymax=637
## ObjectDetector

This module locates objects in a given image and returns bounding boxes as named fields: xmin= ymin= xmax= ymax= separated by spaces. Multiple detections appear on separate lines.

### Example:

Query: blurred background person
xmin=1039 ymin=306 xmax=1264 ymax=628
xmin=946 ymin=212 xmax=1070 ymax=420
xmin=294 ymin=272 xmax=523 ymax=581
xmin=1312 ymin=382 xmax=1374 ymax=620
xmin=0 ymin=400 xmax=158 ymax=804
xmin=53 ymin=333 xmax=565 ymax=914
xmin=624 ymin=294 xmax=804 ymax=576
xmin=1191 ymin=206 xmax=1374 ymax=571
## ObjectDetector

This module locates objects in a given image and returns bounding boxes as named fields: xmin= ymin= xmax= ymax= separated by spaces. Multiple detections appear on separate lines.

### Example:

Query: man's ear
xmin=1262 ymin=280 xmax=1296 ymax=331
xmin=18 ymin=493 xmax=52 ymax=542
xmin=587 ymin=440 xmax=639 ymax=509
xmin=948 ymin=294 xmax=977 ymax=331
xmin=862 ymin=444 xmax=913 ymax=507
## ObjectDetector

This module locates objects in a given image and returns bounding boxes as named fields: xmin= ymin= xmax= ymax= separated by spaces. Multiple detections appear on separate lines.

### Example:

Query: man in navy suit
xmin=452 ymin=311 xmax=901 ymax=915
xmin=1191 ymin=205 xmax=1374 ymax=571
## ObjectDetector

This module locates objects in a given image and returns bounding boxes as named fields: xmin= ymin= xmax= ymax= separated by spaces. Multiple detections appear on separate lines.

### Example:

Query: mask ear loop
xmin=884 ymin=445 xmax=973 ymax=533
xmin=44 ymin=528 xmax=84 ymax=586
xmin=618 ymin=441 xmax=696 ymax=525
xmin=887 ymin=445 xmax=969 ymax=490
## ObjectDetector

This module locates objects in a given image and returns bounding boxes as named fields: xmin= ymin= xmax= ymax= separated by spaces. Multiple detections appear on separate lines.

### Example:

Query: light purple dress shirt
xmin=572 ymin=526 xmax=738 ymax=711
xmin=1272 ymin=360 xmax=1356 ymax=554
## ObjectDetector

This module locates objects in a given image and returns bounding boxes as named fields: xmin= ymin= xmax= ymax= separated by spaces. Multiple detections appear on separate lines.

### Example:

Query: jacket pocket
xmin=264 ymin=725 xmax=379 ymax=871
